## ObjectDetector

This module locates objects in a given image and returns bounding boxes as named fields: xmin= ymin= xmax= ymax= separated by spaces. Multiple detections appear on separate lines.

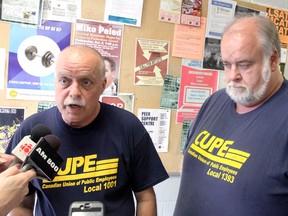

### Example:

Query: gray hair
xmin=222 ymin=15 xmax=281 ymax=63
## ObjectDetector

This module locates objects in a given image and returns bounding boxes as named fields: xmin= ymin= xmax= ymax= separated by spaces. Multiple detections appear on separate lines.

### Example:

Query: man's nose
xmin=69 ymin=83 xmax=81 ymax=98
xmin=227 ymin=65 xmax=241 ymax=81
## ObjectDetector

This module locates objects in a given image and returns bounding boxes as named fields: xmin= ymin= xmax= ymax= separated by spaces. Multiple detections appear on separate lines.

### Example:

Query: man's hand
xmin=0 ymin=153 xmax=15 ymax=172
xmin=0 ymin=165 xmax=36 ymax=216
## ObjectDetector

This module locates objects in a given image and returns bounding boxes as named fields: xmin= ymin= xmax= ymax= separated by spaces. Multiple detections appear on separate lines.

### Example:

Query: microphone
xmin=21 ymin=134 xmax=64 ymax=181
xmin=9 ymin=124 xmax=52 ymax=167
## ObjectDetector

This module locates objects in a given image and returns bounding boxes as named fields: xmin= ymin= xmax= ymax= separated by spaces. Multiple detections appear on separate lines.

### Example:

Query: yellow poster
xmin=266 ymin=7 xmax=288 ymax=44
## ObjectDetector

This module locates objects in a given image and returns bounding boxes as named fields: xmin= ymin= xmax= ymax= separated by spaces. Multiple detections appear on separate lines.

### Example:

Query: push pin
xmin=25 ymin=46 xmax=55 ymax=67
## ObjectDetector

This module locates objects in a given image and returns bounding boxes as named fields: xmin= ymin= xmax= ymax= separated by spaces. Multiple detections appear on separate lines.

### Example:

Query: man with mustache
xmin=6 ymin=45 xmax=169 ymax=216
xmin=174 ymin=16 xmax=287 ymax=215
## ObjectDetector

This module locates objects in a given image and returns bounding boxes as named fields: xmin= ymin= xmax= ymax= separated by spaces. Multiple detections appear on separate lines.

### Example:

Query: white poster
xmin=1 ymin=0 xmax=43 ymax=25
xmin=138 ymin=109 xmax=171 ymax=152
xmin=104 ymin=0 xmax=144 ymax=27
xmin=206 ymin=0 xmax=236 ymax=39
xmin=42 ymin=0 xmax=82 ymax=22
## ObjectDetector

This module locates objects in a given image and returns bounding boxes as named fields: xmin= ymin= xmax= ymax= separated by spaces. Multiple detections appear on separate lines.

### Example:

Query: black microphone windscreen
xmin=30 ymin=124 xmax=52 ymax=142
xmin=43 ymin=134 xmax=61 ymax=151
xmin=21 ymin=134 xmax=63 ymax=181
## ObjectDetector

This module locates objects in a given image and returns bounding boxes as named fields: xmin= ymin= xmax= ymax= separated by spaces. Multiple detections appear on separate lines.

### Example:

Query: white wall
xmin=155 ymin=174 xmax=181 ymax=216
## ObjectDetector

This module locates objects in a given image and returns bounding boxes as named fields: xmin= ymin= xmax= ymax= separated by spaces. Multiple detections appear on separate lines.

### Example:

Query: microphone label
xmin=35 ymin=147 xmax=61 ymax=172
xmin=12 ymin=136 xmax=36 ymax=161
xmin=22 ymin=137 xmax=64 ymax=181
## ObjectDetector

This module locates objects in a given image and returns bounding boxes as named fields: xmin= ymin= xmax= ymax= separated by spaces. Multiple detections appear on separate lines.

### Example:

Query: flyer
xmin=138 ymin=109 xmax=171 ymax=152
xmin=74 ymin=19 xmax=124 ymax=96
xmin=104 ymin=0 xmax=144 ymax=27
xmin=0 ymin=107 xmax=25 ymax=152
xmin=159 ymin=0 xmax=181 ymax=24
xmin=134 ymin=38 xmax=169 ymax=86
xmin=172 ymin=17 xmax=206 ymax=60
xmin=205 ymin=0 xmax=236 ymax=39
xmin=176 ymin=66 xmax=218 ymax=123
xmin=160 ymin=74 xmax=180 ymax=110
xmin=0 ymin=0 xmax=43 ymax=25
xmin=100 ymin=93 xmax=134 ymax=113
xmin=267 ymin=7 xmax=288 ymax=46
xmin=180 ymin=0 xmax=202 ymax=26
xmin=6 ymin=21 xmax=72 ymax=101
xmin=42 ymin=0 xmax=82 ymax=22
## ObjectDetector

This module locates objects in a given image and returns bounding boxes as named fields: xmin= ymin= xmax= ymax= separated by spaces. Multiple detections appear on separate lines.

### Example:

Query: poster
xmin=159 ymin=0 xmax=181 ymax=24
xmin=205 ymin=0 xmax=236 ymax=39
xmin=104 ymin=0 xmax=144 ymax=27
xmin=134 ymin=38 xmax=169 ymax=85
xmin=42 ymin=0 xmax=82 ymax=22
xmin=6 ymin=21 xmax=71 ymax=101
xmin=234 ymin=5 xmax=261 ymax=18
xmin=0 ymin=107 xmax=25 ymax=152
xmin=37 ymin=101 xmax=56 ymax=112
xmin=172 ymin=17 xmax=206 ymax=60
xmin=160 ymin=74 xmax=180 ymax=109
xmin=203 ymin=37 xmax=223 ymax=70
xmin=182 ymin=58 xmax=202 ymax=68
xmin=0 ymin=0 xmax=43 ymax=25
xmin=180 ymin=0 xmax=202 ymax=26
xmin=180 ymin=119 xmax=192 ymax=152
xmin=74 ymin=19 xmax=123 ymax=96
xmin=176 ymin=66 xmax=218 ymax=123
xmin=138 ymin=109 xmax=171 ymax=152
xmin=100 ymin=93 xmax=134 ymax=113
xmin=266 ymin=7 xmax=288 ymax=45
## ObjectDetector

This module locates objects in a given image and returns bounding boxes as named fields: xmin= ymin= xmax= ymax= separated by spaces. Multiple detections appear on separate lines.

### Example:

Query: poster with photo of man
xmin=74 ymin=19 xmax=124 ymax=96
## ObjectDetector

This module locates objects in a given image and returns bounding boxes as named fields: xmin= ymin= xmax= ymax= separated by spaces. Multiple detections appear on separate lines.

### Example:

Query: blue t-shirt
xmin=6 ymin=103 xmax=169 ymax=216
xmin=174 ymin=80 xmax=288 ymax=216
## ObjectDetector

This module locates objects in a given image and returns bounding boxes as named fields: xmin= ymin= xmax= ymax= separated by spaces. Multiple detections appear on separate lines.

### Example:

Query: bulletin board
xmin=0 ymin=0 xmax=272 ymax=173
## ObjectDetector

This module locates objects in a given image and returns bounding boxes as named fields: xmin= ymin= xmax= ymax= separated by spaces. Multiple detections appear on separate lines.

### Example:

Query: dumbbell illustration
xmin=25 ymin=45 xmax=55 ymax=67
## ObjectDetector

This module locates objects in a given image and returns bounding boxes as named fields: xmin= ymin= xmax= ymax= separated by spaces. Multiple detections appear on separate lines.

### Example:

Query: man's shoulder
xmin=27 ymin=106 xmax=58 ymax=121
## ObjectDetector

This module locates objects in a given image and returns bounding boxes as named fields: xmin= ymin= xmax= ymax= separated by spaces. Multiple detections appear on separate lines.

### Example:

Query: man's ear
xmin=270 ymin=50 xmax=279 ymax=72
xmin=101 ymin=77 xmax=107 ymax=94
